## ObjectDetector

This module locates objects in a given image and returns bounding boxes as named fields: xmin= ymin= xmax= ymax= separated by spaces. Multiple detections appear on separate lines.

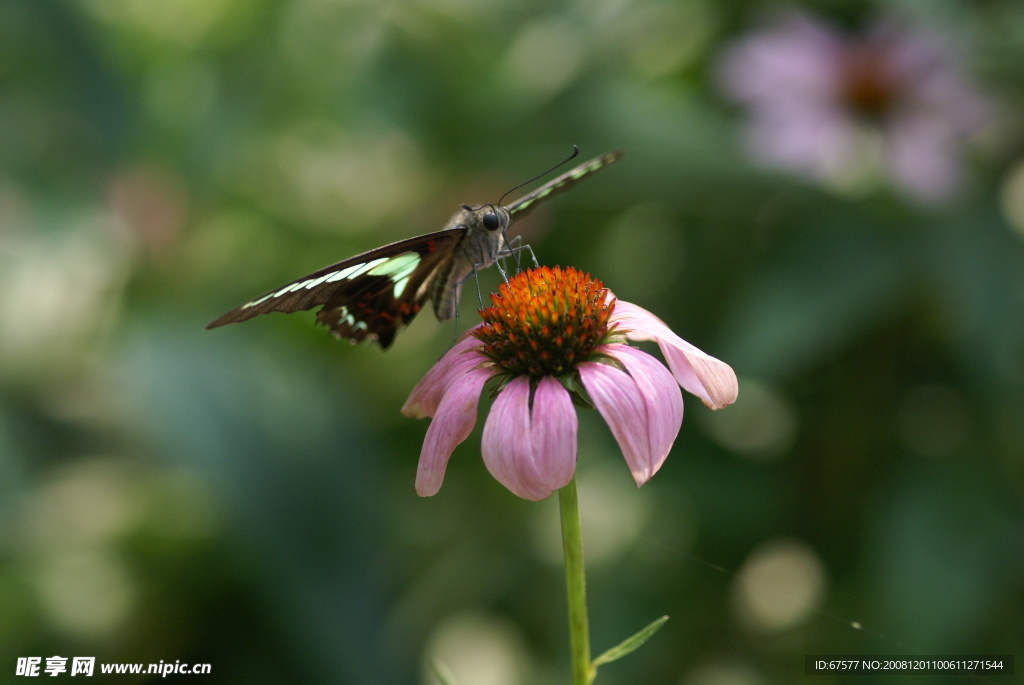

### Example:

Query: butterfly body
xmin=207 ymin=150 xmax=621 ymax=348
xmin=427 ymin=204 xmax=511 ymax=321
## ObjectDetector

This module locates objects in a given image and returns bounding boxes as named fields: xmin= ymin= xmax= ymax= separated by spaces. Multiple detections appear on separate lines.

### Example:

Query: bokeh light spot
xmin=731 ymin=538 xmax=825 ymax=634
xmin=423 ymin=613 xmax=531 ymax=685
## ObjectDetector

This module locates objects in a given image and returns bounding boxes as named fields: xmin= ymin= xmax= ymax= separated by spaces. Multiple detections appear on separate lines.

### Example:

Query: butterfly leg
xmin=497 ymin=235 xmax=516 ymax=274
xmin=447 ymin=264 xmax=486 ymax=346
xmin=499 ymin=229 xmax=524 ymax=274
xmin=472 ymin=264 xmax=484 ymax=308
xmin=493 ymin=257 xmax=511 ymax=285
xmin=451 ymin=302 xmax=460 ymax=346
xmin=497 ymin=235 xmax=539 ymax=271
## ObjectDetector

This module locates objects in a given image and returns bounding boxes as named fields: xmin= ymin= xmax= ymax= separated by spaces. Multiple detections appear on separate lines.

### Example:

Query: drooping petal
xmin=529 ymin=376 xmax=578 ymax=493
xmin=578 ymin=361 xmax=657 ymax=488
xmin=415 ymin=366 xmax=492 ymax=497
xmin=402 ymin=333 xmax=487 ymax=419
xmin=481 ymin=377 xmax=552 ymax=501
xmin=743 ymin=104 xmax=859 ymax=181
xmin=883 ymin=113 xmax=961 ymax=203
xmin=603 ymin=344 xmax=683 ymax=478
xmin=610 ymin=300 xmax=739 ymax=410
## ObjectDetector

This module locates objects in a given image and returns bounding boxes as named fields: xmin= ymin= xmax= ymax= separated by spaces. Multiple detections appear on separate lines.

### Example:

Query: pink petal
xmin=482 ymin=377 xmax=551 ymax=501
xmin=402 ymin=334 xmax=487 ymax=419
xmin=744 ymin=104 xmax=858 ymax=180
xmin=610 ymin=300 xmax=739 ymax=410
xmin=578 ymin=361 xmax=657 ymax=488
xmin=603 ymin=344 xmax=683 ymax=478
xmin=530 ymin=376 xmax=578 ymax=493
xmin=415 ymin=366 xmax=492 ymax=497
xmin=883 ymin=113 xmax=961 ymax=203
xmin=479 ymin=377 xmax=578 ymax=501
xmin=719 ymin=14 xmax=843 ymax=106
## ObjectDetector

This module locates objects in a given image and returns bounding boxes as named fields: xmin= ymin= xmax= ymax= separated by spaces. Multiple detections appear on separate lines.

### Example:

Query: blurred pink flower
xmin=401 ymin=266 xmax=738 ymax=501
xmin=718 ymin=14 xmax=988 ymax=202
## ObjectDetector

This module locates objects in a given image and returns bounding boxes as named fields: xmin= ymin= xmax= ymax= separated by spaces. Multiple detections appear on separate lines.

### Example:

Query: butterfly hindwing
xmin=206 ymin=229 xmax=463 ymax=347
xmin=313 ymin=239 xmax=459 ymax=347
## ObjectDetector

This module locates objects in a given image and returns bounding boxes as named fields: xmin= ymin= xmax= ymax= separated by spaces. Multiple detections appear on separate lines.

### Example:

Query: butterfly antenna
xmin=496 ymin=145 xmax=580 ymax=207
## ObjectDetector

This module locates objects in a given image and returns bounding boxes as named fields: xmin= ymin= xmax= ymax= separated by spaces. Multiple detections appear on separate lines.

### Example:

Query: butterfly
xmin=206 ymin=148 xmax=623 ymax=348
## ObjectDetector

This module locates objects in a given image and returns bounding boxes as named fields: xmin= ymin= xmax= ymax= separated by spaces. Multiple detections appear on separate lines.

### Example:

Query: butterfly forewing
xmin=506 ymin=150 xmax=623 ymax=220
xmin=207 ymin=149 xmax=622 ymax=348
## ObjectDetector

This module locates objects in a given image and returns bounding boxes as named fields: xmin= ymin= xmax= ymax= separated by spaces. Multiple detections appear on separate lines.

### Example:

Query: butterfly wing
xmin=505 ymin=150 xmax=623 ymax=220
xmin=206 ymin=229 xmax=464 ymax=348
xmin=207 ymin=149 xmax=622 ymax=349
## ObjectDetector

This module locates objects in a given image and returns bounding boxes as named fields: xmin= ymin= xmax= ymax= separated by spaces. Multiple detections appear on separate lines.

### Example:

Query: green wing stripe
xmin=507 ymin=150 xmax=623 ymax=219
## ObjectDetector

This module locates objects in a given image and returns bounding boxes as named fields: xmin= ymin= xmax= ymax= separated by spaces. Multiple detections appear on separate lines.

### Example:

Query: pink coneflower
xmin=718 ymin=13 xmax=988 ymax=203
xmin=401 ymin=266 xmax=738 ymax=501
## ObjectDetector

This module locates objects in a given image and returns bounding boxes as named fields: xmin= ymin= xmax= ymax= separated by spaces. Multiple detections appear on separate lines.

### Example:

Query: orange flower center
xmin=473 ymin=266 xmax=615 ymax=378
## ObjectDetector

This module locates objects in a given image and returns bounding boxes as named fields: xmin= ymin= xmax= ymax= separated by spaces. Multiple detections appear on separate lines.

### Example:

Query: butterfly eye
xmin=482 ymin=212 xmax=501 ymax=231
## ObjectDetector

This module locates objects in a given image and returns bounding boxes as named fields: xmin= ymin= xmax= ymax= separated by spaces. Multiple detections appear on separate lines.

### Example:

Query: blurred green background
xmin=2 ymin=0 xmax=1022 ymax=683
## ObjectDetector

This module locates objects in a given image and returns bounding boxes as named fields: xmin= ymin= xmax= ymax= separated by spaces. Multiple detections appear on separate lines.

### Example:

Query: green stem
xmin=559 ymin=474 xmax=593 ymax=684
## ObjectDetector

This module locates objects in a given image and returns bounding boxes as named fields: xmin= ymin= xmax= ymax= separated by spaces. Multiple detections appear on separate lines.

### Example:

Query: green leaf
xmin=429 ymin=660 xmax=460 ymax=685
xmin=592 ymin=615 xmax=669 ymax=669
